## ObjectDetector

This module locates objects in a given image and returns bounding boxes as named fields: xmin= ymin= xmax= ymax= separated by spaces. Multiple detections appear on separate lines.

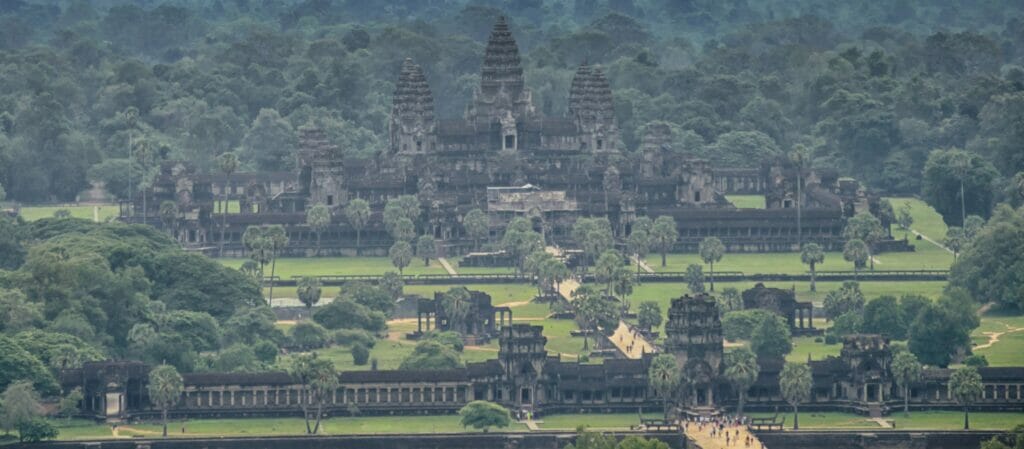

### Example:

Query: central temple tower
xmin=467 ymin=16 xmax=535 ymax=148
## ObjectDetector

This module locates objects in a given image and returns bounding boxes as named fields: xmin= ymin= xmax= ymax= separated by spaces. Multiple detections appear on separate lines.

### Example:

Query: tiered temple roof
xmin=569 ymin=63 xmax=616 ymax=128
xmin=480 ymin=16 xmax=524 ymax=95
xmin=391 ymin=58 xmax=435 ymax=123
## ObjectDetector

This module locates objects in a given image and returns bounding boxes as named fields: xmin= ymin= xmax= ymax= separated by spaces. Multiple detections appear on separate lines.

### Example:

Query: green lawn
xmin=449 ymin=257 xmax=517 ymax=274
xmin=539 ymin=413 xmax=661 ymax=430
xmin=749 ymin=411 xmax=1023 ymax=430
xmin=18 ymin=204 xmax=120 ymax=222
xmin=54 ymin=416 xmax=528 ymax=439
xmin=972 ymin=312 xmax=1024 ymax=367
xmin=220 ymin=257 xmax=447 ymax=278
xmin=647 ymin=250 xmax=952 ymax=274
xmin=726 ymin=195 xmax=766 ymax=209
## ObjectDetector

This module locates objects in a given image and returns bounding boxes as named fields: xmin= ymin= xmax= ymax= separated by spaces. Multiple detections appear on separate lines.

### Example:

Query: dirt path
xmin=684 ymin=421 xmax=764 ymax=449
xmin=975 ymin=322 xmax=1024 ymax=350
xmin=630 ymin=255 xmax=655 ymax=273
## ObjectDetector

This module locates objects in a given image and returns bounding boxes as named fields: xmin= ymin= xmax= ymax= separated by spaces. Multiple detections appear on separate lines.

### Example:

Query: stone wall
xmin=755 ymin=430 xmax=1003 ymax=449
xmin=11 ymin=431 xmax=686 ymax=449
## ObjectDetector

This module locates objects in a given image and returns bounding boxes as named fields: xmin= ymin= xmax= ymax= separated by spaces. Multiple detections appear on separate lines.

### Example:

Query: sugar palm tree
xmin=265 ymin=225 xmax=289 ymax=306
xmin=699 ymin=236 xmax=725 ymax=291
xmin=779 ymin=362 xmax=812 ymax=430
xmin=648 ymin=354 xmax=679 ymax=420
xmin=891 ymin=351 xmax=922 ymax=417
xmin=306 ymin=204 xmax=331 ymax=256
xmin=724 ymin=347 xmax=759 ymax=416
xmin=950 ymin=366 xmax=983 ymax=430
xmin=217 ymin=152 xmax=239 ymax=257
xmin=147 ymin=364 xmax=183 ymax=437
xmin=800 ymin=243 xmax=825 ymax=292
xmin=344 ymin=198 xmax=370 ymax=253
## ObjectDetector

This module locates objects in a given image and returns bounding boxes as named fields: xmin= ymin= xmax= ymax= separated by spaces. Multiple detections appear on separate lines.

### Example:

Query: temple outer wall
xmin=9 ymin=431 xmax=687 ymax=449
xmin=755 ymin=430 xmax=1004 ymax=449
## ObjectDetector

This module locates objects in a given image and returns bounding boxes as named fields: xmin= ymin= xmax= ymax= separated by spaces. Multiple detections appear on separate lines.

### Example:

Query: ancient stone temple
xmin=663 ymin=294 xmax=724 ymax=409
xmin=741 ymin=283 xmax=819 ymax=336
xmin=408 ymin=289 xmax=513 ymax=345
xmin=126 ymin=16 xmax=907 ymax=257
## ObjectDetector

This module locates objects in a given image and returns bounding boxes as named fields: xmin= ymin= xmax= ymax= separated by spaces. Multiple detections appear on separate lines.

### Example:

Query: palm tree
xmin=344 ymin=198 xmax=370 ymax=253
xmin=442 ymin=287 xmax=473 ymax=334
xmin=296 ymin=277 xmax=322 ymax=318
xmin=699 ymin=236 xmax=725 ymax=291
xmin=627 ymin=229 xmax=650 ymax=276
xmin=843 ymin=239 xmax=868 ymax=279
xmin=800 ymin=243 xmax=825 ymax=292
xmin=306 ymin=204 xmax=331 ymax=256
xmin=463 ymin=208 xmax=489 ymax=251
xmin=243 ymin=226 xmax=269 ymax=293
xmin=724 ymin=347 xmax=759 ymax=416
xmin=648 ymin=354 xmax=680 ymax=419
xmin=789 ymin=145 xmax=812 ymax=248
xmin=265 ymin=225 xmax=289 ymax=306
xmin=288 ymin=354 xmax=338 ymax=434
xmin=951 ymin=153 xmax=971 ymax=226
xmin=891 ymin=351 xmax=923 ymax=417
xmin=147 ymin=364 xmax=183 ymax=437
xmin=651 ymin=216 xmax=679 ymax=267
xmin=133 ymin=139 xmax=154 ymax=221
xmin=949 ymin=366 xmax=983 ymax=430
xmin=389 ymin=240 xmax=413 ymax=274
xmin=944 ymin=227 xmax=966 ymax=261
xmin=217 ymin=152 xmax=239 ymax=257
xmin=123 ymin=107 xmax=138 ymax=217
xmin=779 ymin=362 xmax=812 ymax=430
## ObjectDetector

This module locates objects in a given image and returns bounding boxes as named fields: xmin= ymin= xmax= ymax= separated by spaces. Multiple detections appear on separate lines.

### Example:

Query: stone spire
xmin=569 ymin=63 xmax=618 ymax=152
xmin=480 ymin=15 xmax=524 ymax=97
xmin=390 ymin=58 xmax=436 ymax=155
xmin=467 ymin=16 xmax=534 ymax=126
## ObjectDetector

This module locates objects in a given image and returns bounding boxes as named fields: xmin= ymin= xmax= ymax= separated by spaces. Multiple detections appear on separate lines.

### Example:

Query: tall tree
xmin=724 ymin=347 xmax=759 ymax=416
xmin=296 ymin=277 xmax=322 ymax=317
xmin=789 ymin=144 xmax=812 ymax=248
xmin=594 ymin=250 xmax=624 ymax=295
xmin=949 ymin=204 xmax=1024 ymax=310
xmin=217 ymin=152 xmax=239 ymax=257
xmin=627 ymin=229 xmax=651 ymax=275
xmin=0 ymin=381 xmax=43 ymax=437
xmin=265 ymin=225 xmax=289 ymax=306
xmin=685 ymin=264 xmax=704 ymax=293
xmin=891 ymin=350 xmax=922 ymax=417
xmin=779 ymin=362 xmax=812 ymax=430
xmin=442 ymin=287 xmax=472 ymax=334
xmin=242 ymin=226 xmax=270 ymax=293
xmin=750 ymin=314 xmax=792 ymax=359
xmin=698 ymin=236 xmax=724 ymax=291
xmin=463 ymin=209 xmax=490 ymax=251
xmin=572 ymin=285 xmax=621 ymax=350
xmin=306 ymin=204 xmax=331 ymax=256
xmin=800 ymin=243 xmax=825 ymax=292
xmin=949 ymin=366 xmax=983 ymax=430
xmin=158 ymin=200 xmax=179 ymax=239
xmin=648 ymin=354 xmax=679 ymax=419
xmin=289 ymin=354 xmax=338 ymax=434
xmin=650 ymin=216 xmax=678 ymax=267
xmin=922 ymin=149 xmax=998 ymax=226
xmin=344 ymin=198 xmax=370 ymax=253
xmin=843 ymin=238 xmax=869 ymax=277
xmin=391 ymin=217 xmax=416 ymax=243
xmin=389 ymin=241 xmax=413 ymax=275
xmin=147 ymin=364 xmax=183 ymax=437
xmin=416 ymin=235 xmax=436 ymax=266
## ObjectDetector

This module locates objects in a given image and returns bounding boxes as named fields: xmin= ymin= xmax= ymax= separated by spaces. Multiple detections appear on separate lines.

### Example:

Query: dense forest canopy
xmin=1 ymin=0 xmax=1022 ymax=222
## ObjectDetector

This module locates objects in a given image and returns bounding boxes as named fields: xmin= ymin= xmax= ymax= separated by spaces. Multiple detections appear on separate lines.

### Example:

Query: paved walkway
xmin=437 ymin=257 xmax=458 ymax=275
xmin=683 ymin=421 xmax=763 ymax=449
xmin=870 ymin=417 xmax=893 ymax=428
xmin=912 ymin=229 xmax=954 ymax=254
xmin=630 ymin=255 xmax=655 ymax=273
xmin=546 ymin=245 xmax=656 ymax=359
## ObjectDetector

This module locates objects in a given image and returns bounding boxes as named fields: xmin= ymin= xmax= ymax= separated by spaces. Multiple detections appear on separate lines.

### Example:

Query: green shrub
xmin=351 ymin=343 xmax=370 ymax=366
xmin=331 ymin=329 xmax=377 ymax=348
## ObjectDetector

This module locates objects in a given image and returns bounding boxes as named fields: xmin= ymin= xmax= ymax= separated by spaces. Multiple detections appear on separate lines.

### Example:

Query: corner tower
xmin=467 ymin=16 xmax=535 ymax=143
xmin=569 ymin=63 xmax=619 ymax=153
xmin=390 ymin=58 xmax=437 ymax=156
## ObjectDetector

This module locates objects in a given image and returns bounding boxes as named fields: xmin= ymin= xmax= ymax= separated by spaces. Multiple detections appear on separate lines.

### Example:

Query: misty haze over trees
xmin=0 ymin=0 xmax=1021 ymax=228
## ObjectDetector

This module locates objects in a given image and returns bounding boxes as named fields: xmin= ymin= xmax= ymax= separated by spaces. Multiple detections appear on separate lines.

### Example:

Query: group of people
xmin=682 ymin=414 xmax=766 ymax=449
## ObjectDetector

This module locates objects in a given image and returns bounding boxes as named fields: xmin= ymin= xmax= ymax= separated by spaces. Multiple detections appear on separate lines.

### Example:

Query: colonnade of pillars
xmin=182 ymin=384 xmax=470 ymax=409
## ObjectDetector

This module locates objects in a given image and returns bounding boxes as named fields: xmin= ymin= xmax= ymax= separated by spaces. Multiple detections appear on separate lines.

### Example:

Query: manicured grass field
xmin=726 ymin=195 xmax=766 ymax=209
xmin=538 ymin=413 xmax=662 ymax=430
xmin=972 ymin=312 xmax=1024 ymax=367
xmin=749 ymin=411 xmax=1023 ymax=430
xmin=647 ymin=249 xmax=952 ymax=274
xmin=17 ymin=203 xmax=120 ymax=222
xmin=53 ymin=416 xmax=528 ymax=440
xmin=785 ymin=336 xmax=842 ymax=363
xmin=220 ymin=256 xmax=447 ymax=277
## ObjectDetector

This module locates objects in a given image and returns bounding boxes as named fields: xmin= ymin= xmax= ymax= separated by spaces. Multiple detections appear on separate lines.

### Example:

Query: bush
xmin=824 ymin=334 xmax=839 ymax=345
xmin=17 ymin=418 xmax=58 ymax=443
xmin=252 ymin=340 xmax=279 ymax=364
xmin=313 ymin=299 xmax=386 ymax=333
xmin=332 ymin=329 xmax=377 ymax=348
xmin=351 ymin=343 xmax=370 ymax=366
xmin=814 ymin=337 xmax=823 ymax=343
xmin=423 ymin=331 xmax=464 ymax=352
xmin=291 ymin=321 xmax=329 ymax=350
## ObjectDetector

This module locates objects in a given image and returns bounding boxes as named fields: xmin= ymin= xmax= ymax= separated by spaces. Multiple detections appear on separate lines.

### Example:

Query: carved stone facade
xmin=742 ymin=283 xmax=819 ymax=336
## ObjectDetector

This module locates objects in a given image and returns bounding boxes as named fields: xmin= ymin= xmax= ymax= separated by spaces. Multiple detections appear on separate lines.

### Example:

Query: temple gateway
xmin=124 ymin=16 xmax=905 ymax=257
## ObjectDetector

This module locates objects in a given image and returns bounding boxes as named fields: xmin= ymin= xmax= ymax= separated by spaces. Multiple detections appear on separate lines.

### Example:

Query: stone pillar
xmin=418 ymin=312 xmax=422 ymax=333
